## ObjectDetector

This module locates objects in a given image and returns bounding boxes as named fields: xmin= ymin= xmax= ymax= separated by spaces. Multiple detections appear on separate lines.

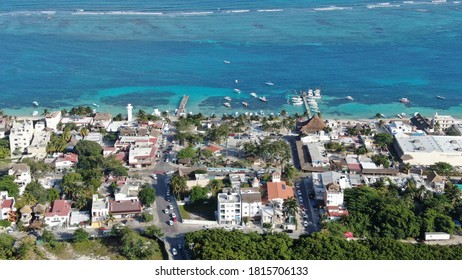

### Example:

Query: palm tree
xmin=402 ymin=162 xmax=412 ymax=175
xmin=105 ymin=213 xmax=115 ymax=227
xmin=79 ymin=127 xmax=89 ymax=137
xmin=42 ymin=108 xmax=50 ymax=116
xmin=283 ymin=197 xmax=298 ymax=217
xmin=170 ymin=173 xmax=187 ymax=199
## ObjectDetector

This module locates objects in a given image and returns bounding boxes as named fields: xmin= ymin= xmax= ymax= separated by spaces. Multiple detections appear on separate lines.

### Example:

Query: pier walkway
xmin=176 ymin=95 xmax=189 ymax=117
xmin=301 ymin=94 xmax=312 ymax=118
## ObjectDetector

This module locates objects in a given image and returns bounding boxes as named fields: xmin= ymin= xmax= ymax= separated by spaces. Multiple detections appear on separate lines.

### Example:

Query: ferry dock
xmin=176 ymin=95 xmax=189 ymax=117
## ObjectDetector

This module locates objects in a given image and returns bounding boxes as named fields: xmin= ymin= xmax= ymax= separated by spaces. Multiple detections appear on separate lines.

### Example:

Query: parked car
xmin=172 ymin=248 xmax=177 ymax=256
xmin=164 ymin=208 xmax=169 ymax=214
xmin=168 ymin=220 xmax=174 ymax=226
xmin=168 ymin=205 xmax=173 ymax=210
xmin=299 ymin=197 xmax=303 ymax=203
xmin=297 ymin=190 xmax=302 ymax=196
xmin=303 ymin=221 xmax=309 ymax=227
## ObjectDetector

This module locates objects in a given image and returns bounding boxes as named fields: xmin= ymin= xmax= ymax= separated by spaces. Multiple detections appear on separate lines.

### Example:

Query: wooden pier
xmin=176 ymin=95 xmax=189 ymax=117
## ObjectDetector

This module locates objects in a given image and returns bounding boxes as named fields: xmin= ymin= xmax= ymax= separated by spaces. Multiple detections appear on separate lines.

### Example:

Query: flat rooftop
xmin=396 ymin=135 xmax=462 ymax=153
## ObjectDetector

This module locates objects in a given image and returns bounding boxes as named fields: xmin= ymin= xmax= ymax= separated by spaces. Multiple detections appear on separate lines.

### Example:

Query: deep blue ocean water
xmin=1 ymin=1 xmax=461 ymax=119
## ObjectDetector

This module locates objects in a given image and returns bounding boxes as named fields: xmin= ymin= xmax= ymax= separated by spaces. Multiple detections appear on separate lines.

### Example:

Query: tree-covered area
xmin=340 ymin=182 xmax=460 ymax=239
xmin=243 ymin=138 xmax=292 ymax=166
xmin=176 ymin=113 xmax=205 ymax=132
xmin=0 ymin=137 xmax=10 ymax=159
xmin=370 ymin=153 xmax=391 ymax=168
xmin=373 ymin=133 xmax=393 ymax=149
xmin=0 ymin=175 xmax=19 ymax=198
xmin=185 ymin=229 xmax=462 ymax=260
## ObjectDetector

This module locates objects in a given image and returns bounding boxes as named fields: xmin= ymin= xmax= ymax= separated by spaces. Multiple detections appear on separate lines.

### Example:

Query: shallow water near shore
xmin=1 ymin=0 xmax=461 ymax=119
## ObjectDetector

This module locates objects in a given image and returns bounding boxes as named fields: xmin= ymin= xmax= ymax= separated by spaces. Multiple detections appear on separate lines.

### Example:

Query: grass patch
xmin=182 ymin=198 xmax=217 ymax=221
xmin=72 ymin=240 xmax=117 ymax=259
xmin=178 ymin=205 xmax=191 ymax=219
xmin=45 ymin=241 xmax=73 ymax=259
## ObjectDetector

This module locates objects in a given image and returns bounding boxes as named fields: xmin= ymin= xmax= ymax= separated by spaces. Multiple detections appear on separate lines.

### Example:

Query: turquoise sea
xmin=1 ymin=1 xmax=461 ymax=119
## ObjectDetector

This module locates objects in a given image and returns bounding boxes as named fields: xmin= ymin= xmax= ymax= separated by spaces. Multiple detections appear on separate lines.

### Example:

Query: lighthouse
xmin=127 ymin=103 xmax=133 ymax=122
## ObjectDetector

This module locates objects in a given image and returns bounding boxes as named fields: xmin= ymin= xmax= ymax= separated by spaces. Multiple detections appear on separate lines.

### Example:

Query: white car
xmin=168 ymin=205 xmax=173 ymax=210
xmin=299 ymin=197 xmax=303 ymax=203
xmin=168 ymin=220 xmax=174 ymax=226
xmin=172 ymin=248 xmax=177 ymax=256
xmin=164 ymin=208 xmax=169 ymax=214
xmin=150 ymin=174 xmax=157 ymax=180
xmin=297 ymin=190 xmax=302 ymax=196
xmin=303 ymin=221 xmax=309 ymax=227
xmin=171 ymin=213 xmax=176 ymax=219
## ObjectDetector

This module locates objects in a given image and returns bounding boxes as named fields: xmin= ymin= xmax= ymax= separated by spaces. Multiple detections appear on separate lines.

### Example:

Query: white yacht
xmin=345 ymin=96 xmax=354 ymax=101
xmin=32 ymin=101 xmax=39 ymax=106
xmin=250 ymin=92 xmax=258 ymax=98
xmin=399 ymin=97 xmax=410 ymax=103
xmin=259 ymin=96 xmax=267 ymax=102
xmin=235 ymin=79 xmax=239 ymax=84
xmin=223 ymin=60 xmax=231 ymax=64
xmin=233 ymin=88 xmax=241 ymax=94
xmin=223 ymin=102 xmax=231 ymax=107
xmin=242 ymin=102 xmax=249 ymax=107
xmin=32 ymin=111 xmax=39 ymax=116
xmin=437 ymin=96 xmax=445 ymax=100
xmin=93 ymin=103 xmax=99 ymax=107
xmin=313 ymin=88 xmax=322 ymax=99
xmin=293 ymin=100 xmax=304 ymax=106
xmin=397 ymin=113 xmax=403 ymax=119
xmin=265 ymin=81 xmax=274 ymax=86
xmin=224 ymin=96 xmax=232 ymax=101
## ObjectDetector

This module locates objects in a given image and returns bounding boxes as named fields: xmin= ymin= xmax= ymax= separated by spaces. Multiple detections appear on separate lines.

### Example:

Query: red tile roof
xmin=1 ymin=199 xmax=14 ymax=209
xmin=45 ymin=200 xmax=71 ymax=217
xmin=204 ymin=145 xmax=223 ymax=153
xmin=326 ymin=206 xmax=349 ymax=218
xmin=267 ymin=181 xmax=294 ymax=200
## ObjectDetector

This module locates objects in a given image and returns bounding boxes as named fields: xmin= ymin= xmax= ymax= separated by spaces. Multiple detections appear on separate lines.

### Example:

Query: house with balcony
xmin=8 ymin=164 xmax=32 ymax=195
xmin=91 ymin=194 xmax=109 ymax=228
xmin=54 ymin=153 xmax=79 ymax=171
xmin=45 ymin=111 xmax=62 ymax=131
xmin=109 ymin=199 xmax=142 ymax=220
xmin=217 ymin=191 xmax=241 ymax=225
xmin=9 ymin=119 xmax=34 ymax=157
xmin=44 ymin=200 xmax=71 ymax=228
xmin=0 ymin=191 xmax=17 ymax=223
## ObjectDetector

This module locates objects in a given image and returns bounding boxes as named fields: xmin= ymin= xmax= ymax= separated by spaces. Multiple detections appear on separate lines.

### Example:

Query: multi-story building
xmin=432 ymin=112 xmax=456 ymax=131
xmin=45 ymin=111 xmax=62 ymax=131
xmin=0 ymin=191 xmax=16 ymax=222
xmin=27 ymin=122 xmax=51 ymax=159
xmin=217 ymin=191 xmax=241 ymax=225
xmin=324 ymin=183 xmax=344 ymax=207
xmin=91 ymin=194 xmax=109 ymax=228
xmin=9 ymin=120 xmax=34 ymax=157
xmin=8 ymin=164 xmax=32 ymax=195
xmin=44 ymin=200 xmax=71 ymax=228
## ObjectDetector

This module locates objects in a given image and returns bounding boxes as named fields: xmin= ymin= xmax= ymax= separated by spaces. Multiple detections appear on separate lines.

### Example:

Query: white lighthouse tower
xmin=126 ymin=103 xmax=133 ymax=122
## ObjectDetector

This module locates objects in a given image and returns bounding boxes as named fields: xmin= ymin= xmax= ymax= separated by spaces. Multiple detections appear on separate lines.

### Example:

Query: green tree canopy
xmin=73 ymin=228 xmax=90 ymax=243
xmin=177 ymin=146 xmax=197 ymax=159
xmin=138 ymin=183 xmax=156 ymax=206
xmin=190 ymin=186 xmax=209 ymax=204
xmin=0 ymin=175 xmax=20 ymax=198
xmin=430 ymin=162 xmax=455 ymax=176
xmin=74 ymin=140 xmax=103 ymax=158
xmin=374 ymin=133 xmax=393 ymax=148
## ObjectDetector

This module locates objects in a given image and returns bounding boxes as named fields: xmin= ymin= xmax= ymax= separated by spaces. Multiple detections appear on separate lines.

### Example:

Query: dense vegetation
xmin=185 ymin=229 xmax=462 ymax=260
xmin=243 ymin=138 xmax=292 ymax=165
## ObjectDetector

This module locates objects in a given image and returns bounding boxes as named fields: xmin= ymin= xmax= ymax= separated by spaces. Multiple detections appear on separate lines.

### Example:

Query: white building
xmin=8 ymin=164 xmax=32 ymax=195
xmin=27 ymin=129 xmax=51 ymax=159
xmin=306 ymin=142 xmax=330 ymax=168
xmin=0 ymin=191 xmax=16 ymax=222
xmin=44 ymin=200 xmax=71 ymax=228
xmin=324 ymin=183 xmax=344 ymax=207
xmin=91 ymin=194 xmax=109 ymax=228
xmin=128 ymin=144 xmax=155 ymax=168
xmin=240 ymin=188 xmax=262 ymax=222
xmin=61 ymin=116 xmax=93 ymax=127
xmin=217 ymin=191 xmax=241 ymax=225
xmin=84 ymin=132 xmax=104 ymax=146
xmin=432 ymin=112 xmax=456 ymax=130
xmin=45 ymin=111 xmax=62 ymax=131
xmin=9 ymin=120 xmax=34 ymax=157
xmin=386 ymin=121 xmax=413 ymax=136
xmin=394 ymin=135 xmax=462 ymax=165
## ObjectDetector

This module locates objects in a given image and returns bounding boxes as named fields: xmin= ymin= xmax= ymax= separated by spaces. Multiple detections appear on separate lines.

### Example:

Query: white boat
xmin=397 ymin=113 xmax=403 ymax=119
xmin=32 ymin=111 xmax=39 ymax=116
xmin=399 ymin=97 xmax=410 ymax=103
xmin=381 ymin=113 xmax=387 ymax=118
xmin=250 ymin=92 xmax=258 ymax=98
xmin=401 ymin=112 xmax=406 ymax=117
xmin=32 ymin=101 xmax=39 ymax=106
xmin=314 ymin=89 xmax=322 ymax=99
xmin=345 ymin=96 xmax=354 ymax=101
xmin=292 ymin=100 xmax=304 ymax=105
xmin=224 ymin=96 xmax=232 ymax=101
xmin=307 ymin=89 xmax=314 ymax=97
xmin=233 ymin=88 xmax=241 ymax=94
xmin=291 ymin=96 xmax=302 ymax=102
xmin=235 ymin=79 xmax=239 ymax=84
xmin=223 ymin=102 xmax=231 ymax=107
xmin=265 ymin=81 xmax=274 ymax=86
xmin=259 ymin=96 xmax=267 ymax=102
xmin=223 ymin=60 xmax=231 ymax=64
xmin=242 ymin=102 xmax=249 ymax=107
xmin=93 ymin=103 xmax=99 ymax=107
xmin=437 ymin=95 xmax=445 ymax=100
xmin=260 ymin=110 xmax=265 ymax=116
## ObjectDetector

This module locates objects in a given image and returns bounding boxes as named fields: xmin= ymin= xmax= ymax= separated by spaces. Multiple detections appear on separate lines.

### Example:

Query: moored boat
xmin=265 ymin=81 xmax=274 ymax=86
xmin=250 ymin=92 xmax=258 ymax=98
xmin=259 ymin=96 xmax=267 ymax=102
xmin=234 ymin=88 xmax=241 ymax=94
xmin=345 ymin=96 xmax=354 ymax=101
xmin=399 ymin=97 xmax=410 ymax=103
xmin=242 ymin=102 xmax=249 ymax=107
xmin=223 ymin=102 xmax=231 ymax=107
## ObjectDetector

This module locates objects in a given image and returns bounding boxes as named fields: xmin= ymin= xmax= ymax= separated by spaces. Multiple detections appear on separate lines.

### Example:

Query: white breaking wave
xmin=226 ymin=10 xmax=250 ymax=13
xmin=72 ymin=11 xmax=164 ymax=15
xmin=256 ymin=9 xmax=283 ymax=12
xmin=0 ymin=10 xmax=57 ymax=16
xmin=367 ymin=3 xmax=401 ymax=8
xmin=178 ymin=11 xmax=214 ymax=15
xmin=314 ymin=6 xmax=353 ymax=11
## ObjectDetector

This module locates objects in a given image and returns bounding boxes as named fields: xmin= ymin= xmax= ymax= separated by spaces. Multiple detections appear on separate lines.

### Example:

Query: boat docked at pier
xmin=291 ymin=96 xmax=303 ymax=105
xmin=399 ymin=97 xmax=410 ymax=103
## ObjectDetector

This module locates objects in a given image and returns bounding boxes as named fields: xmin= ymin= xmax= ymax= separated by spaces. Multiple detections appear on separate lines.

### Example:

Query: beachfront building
xmin=394 ymin=135 xmax=462 ymax=165
xmin=8 ymin=164 xmax=32 ymax=196
xmin=93 ymin=113 xmax=113 ymax=129
xmin=432 ymin=112 xmax=457 ymax=131
xmin=385 ymin=121 xmax=413 ymax=136
xmin=240 ymin=187 xmax=262 ymax=222
xmin=9 ymin=119 xmax=34 ymax=157
xmin=217 ymin=191 xmax=241 ymax=225
xmin=45 ymin=111 xmax=62 ymax=131
xmin=306 ymin=142 xmax=330 ymax=168
xmin=61 ymin=115 xmax=93 ymax=127
xmin=44 ymin=200 xmax=71 ymax=228
xmin=299 ymin=114 xmax=328 ymax=143
xmin=91 ymin=194 xmax=109 ymax=228
xmin=0 ymin=191 xmax=16 ymax=222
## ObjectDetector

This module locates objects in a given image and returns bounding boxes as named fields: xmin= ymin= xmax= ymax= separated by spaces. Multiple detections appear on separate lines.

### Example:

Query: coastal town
xmin=1 ymin=97 xmax=462 ymax=260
